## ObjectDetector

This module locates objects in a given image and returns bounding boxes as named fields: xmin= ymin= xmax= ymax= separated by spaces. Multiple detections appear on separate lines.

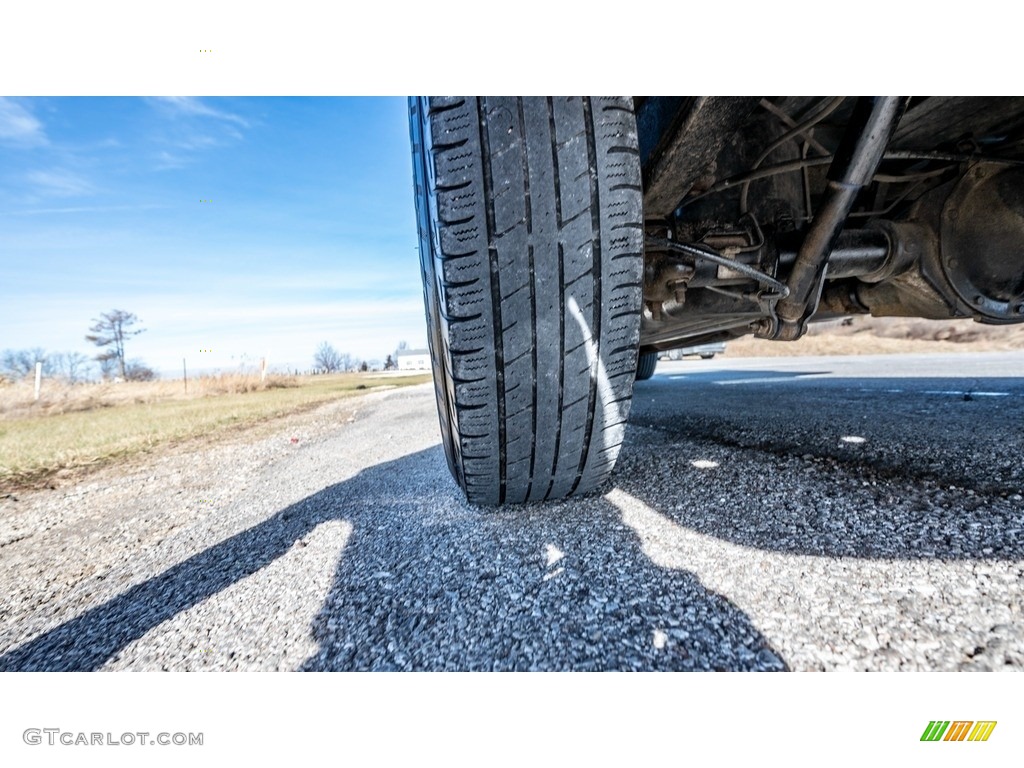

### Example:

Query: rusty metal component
xmin=643 ymin=254 xmax=695 ymax=305
xmin=938 ymin=164 xmax=1024 ymax=321
xmin=817 ymin=281 xmax=870 ymax=316
xmin=776 ymin=228 xmax=891 ymax=280
xmin=855 ymin=267 xmax=964 ymax=319
xmin=854 ymin=166 xmax=1024 ymax=322
xmin=646 ymin=237 xmax=789 ymax=296
xmin=640 ymin=217 xmax=976 ymax=345
xmin=640 ymin=97 xmax=760 ymax=219
xmin=857 ymin=220 xmax=926 ymax=283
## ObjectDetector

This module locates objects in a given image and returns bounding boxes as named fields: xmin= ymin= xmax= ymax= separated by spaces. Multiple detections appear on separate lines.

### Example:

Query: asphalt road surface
xmin=1 ymin=352 xmax=1022 ymax=671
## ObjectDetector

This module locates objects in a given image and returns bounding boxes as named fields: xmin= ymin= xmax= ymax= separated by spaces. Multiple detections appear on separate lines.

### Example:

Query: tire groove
xmin=547 ymin=97 xmax=563 ymax=229
xmin=571 ymin=96 xmax=602 ymax=495
xmin=545 ymin=240 xmax=566 ymax=501
xmin=478 ymin=97 xmax=507 ymax=505
xmin=517 ymin=98 xmax=539 ymax=502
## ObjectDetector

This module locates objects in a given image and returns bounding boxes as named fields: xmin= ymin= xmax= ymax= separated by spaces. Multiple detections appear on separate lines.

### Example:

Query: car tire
xmin=700 ymin=352 xmax=716 ymax=360
xmin=410 ymin=96 xmax=644 ymax=505
xmin=635 ymin=350 xmax=658 ymax=381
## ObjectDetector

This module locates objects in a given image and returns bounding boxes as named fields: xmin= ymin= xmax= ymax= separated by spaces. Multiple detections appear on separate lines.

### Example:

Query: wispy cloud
xmin=153 ymin=150 xmax=190 ymax=171
xmin=175 ymin=134 xmax=219 ymax=150
xmin=148 ymin=98 xmax=249 ymax=171
xmin=154 ymin=97 xmax=249 ymax=128
xmin=26 ymin=169 xmax=95 ymax=197
xmin=0 ymin=98 xmax=47 ymax=146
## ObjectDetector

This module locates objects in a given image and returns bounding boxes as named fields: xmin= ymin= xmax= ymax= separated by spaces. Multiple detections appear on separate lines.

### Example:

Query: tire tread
xmin=411 ymin=96 xmax=643 ymax=504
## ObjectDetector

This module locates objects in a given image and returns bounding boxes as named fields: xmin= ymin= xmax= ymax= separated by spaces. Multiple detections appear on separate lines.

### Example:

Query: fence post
xmin=261 ymin=356 xmax=267 ymax=382
xmin=34 ymin=361 xmax=42 ymax=401
xmin=183 ymin=358 xmax=188 ymax=394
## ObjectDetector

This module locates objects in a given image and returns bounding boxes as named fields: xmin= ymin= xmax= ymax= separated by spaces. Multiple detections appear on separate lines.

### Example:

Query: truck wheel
xmin=635 ymin=350 xmax=658 ymax=381
xmin=410 ymin=96 xmax=644 ymax=505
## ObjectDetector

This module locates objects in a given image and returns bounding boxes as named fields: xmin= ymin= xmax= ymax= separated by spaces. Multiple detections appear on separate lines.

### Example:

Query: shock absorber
xmin=764 ymin=97 xmax=908 ymax=340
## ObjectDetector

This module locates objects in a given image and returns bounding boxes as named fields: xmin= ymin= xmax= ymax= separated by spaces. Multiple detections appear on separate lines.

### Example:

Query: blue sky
xmin=0 ymin=97 xmax=426 ymax=376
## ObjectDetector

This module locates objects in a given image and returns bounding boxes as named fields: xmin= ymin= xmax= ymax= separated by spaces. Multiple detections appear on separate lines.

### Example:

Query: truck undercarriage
xmin=637 ymin=97 xmax=1024 ymax=357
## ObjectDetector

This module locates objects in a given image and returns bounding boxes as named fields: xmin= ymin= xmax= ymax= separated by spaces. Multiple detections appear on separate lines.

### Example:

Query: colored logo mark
xmin=921 ymin=721 xmax=997 ymax=742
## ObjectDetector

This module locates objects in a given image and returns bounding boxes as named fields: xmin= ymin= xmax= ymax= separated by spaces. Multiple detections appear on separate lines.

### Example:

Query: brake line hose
xmin=645 ymin=237 xmax=791 ymax=298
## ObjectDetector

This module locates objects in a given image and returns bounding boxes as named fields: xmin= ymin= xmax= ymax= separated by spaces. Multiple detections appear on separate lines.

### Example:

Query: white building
xmin=396 ymin=349 xmax=431 ymax=370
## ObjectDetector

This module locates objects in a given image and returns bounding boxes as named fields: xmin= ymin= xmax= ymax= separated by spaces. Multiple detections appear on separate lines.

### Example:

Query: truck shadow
xmin=298 ymin=447 xmax=783 ymax=671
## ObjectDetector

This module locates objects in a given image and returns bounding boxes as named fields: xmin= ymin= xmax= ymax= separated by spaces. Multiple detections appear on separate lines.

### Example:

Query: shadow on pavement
xmin=0 ymin=446 xmax=784 ymax=672
xmin=299 ymin=448 xmax=782 ymax=671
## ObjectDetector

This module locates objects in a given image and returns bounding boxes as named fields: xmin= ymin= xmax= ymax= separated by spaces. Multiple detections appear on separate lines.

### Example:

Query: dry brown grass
xmin=0 ymin=372 xmax=431 ymax=490
xmin=726 ymin=316 xmax=1024 ymax=357
xmin=0 ymin=372 xmax=299 ymax=420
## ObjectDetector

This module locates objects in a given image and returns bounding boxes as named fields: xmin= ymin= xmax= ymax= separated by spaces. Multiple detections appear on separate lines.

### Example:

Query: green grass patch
xmin=0 ymin=373 xmax=431 ymax=490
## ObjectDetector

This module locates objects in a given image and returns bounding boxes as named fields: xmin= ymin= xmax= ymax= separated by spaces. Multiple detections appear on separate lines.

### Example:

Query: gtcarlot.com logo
xmin=921 ymin=721 xmax=997 ymax=742
xmin=23 ymin=729 xmax=203 ymax=747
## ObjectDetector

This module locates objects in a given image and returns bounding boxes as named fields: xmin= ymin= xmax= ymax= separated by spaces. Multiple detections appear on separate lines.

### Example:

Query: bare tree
xmin=85 ymin=310 xmax=145 ymax=380
xmin=51 ymin=351 xmax=94 ymax=383
xmin=314 ymin=341 xmax=344 ymax=373
xmin=0 ymin=348 xmax=52 ymax=379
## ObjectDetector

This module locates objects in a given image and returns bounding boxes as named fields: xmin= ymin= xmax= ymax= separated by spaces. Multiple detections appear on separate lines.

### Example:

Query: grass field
xmin=0 ymin=372 xmax=432 ymax=491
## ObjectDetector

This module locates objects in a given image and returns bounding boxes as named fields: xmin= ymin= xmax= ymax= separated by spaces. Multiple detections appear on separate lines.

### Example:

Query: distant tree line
xmin=312 ymin=341 xmax=368 ymax=373
xmin=1 ymin=308 xmax=154 ymax=383
xmin=0 ymin=347 xmax=155 ymax=383
xmin=1 ymin=349 xmax=94 ymax=383
xmin=312 ymin=342 xmax=400 ymax=374
xmin=312 ymin=340 xmax=418 ymax=374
